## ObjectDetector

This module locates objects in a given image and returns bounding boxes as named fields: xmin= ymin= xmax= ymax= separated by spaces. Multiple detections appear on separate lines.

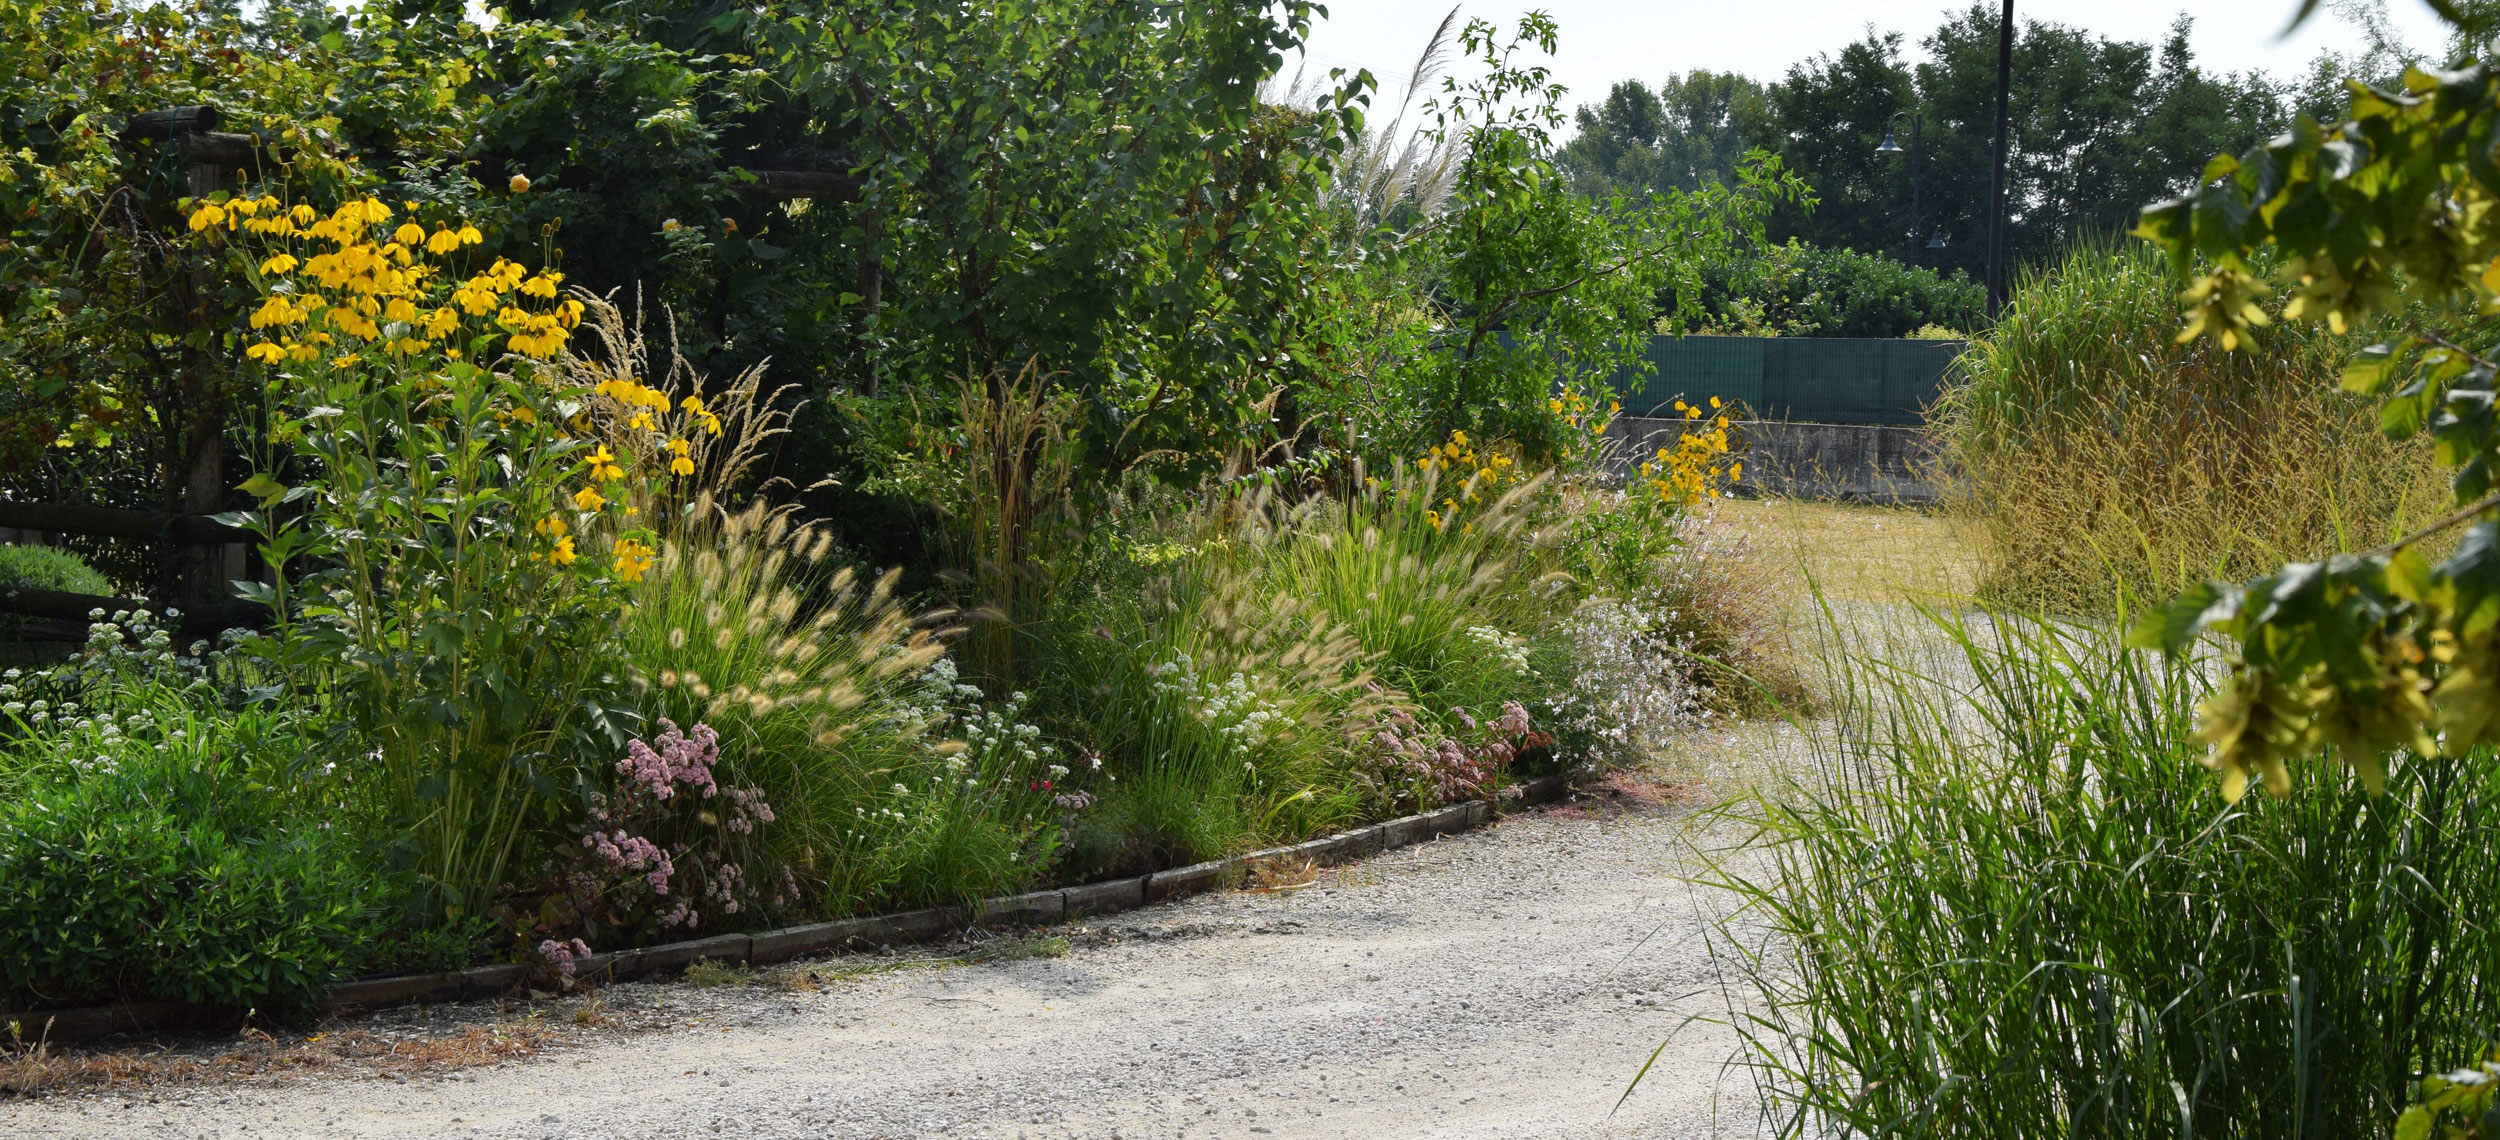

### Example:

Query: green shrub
xmin=0 ymin=544 xmax=109 ymax=596
xmin=0 ymin=753 xmax=377 ymax=1013
xmin=0 ymin=669 xmax=381 ymax=1014
xmin=1705 ymin=606 xmax=2500 ymax=1137
xmin=1666 ymin=241 xmax=1984 ymax=338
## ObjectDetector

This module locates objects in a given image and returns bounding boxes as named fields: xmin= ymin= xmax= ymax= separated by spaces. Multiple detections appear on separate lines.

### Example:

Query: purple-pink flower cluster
xmin=533 ymin=720 xmax=789 ymax=967
xmin=617 ymin=720 xmax=723 ymax=801
xmin=583 ymin=828 xmax=674 ymax=894
xmin=537 ymin=937 xmax=593 ymax=977
xmin=1370 ymin=700 xmax=1540 ymax=807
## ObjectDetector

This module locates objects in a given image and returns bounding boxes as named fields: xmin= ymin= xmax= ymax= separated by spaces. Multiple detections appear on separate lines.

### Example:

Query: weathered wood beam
xmin=0 ymin=502 xmax=250 ymax=545
xmin=182 ymin=132 xmax=281 ymax=169
xmin=0 ymin=585 xmax=267 ymax=637
xmin=120 ymin=105 xmax=221 ymax=141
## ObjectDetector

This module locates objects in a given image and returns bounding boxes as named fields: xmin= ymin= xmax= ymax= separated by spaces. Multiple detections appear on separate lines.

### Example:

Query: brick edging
xmin=5 ymin=770 xmax=1586 ymax=1044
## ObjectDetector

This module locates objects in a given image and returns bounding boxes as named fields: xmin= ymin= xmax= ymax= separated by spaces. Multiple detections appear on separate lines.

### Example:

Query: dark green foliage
xmin=0 ymin=745 xmax=379 ymax=1014
xmin=1671 ymin=242 xmax=1984 ymax=338
xmin=1561 ymin=11 xmax=2292 ymax=283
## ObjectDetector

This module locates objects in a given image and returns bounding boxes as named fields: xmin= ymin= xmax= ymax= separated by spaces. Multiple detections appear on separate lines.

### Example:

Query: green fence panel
xmin=1613 ymin=336 xmax=1961 ymax=425
xmin=1622 ymin=336 xmax=1762 ymax=417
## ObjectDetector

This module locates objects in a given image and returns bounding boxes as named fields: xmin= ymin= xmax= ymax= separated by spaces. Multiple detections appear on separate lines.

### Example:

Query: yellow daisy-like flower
xmin=613 ymin=538 xmax=656 ymax=583
xmin=572 ymin=485 xmax=607 ymax=512
xmin=587 ymin=446 xmax=624 ymax=481
xmin=548 ymin=535 xmax=578 ymax=565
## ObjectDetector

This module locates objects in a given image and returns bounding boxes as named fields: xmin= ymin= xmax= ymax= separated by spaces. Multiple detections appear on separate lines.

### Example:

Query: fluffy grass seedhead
xmin=621 ymin=499 xmax=967 ymax=910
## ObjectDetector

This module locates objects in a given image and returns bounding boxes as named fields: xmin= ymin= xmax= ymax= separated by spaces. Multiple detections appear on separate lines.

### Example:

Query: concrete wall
xmin=1605 ymin=417 xmax=1945 ymax=504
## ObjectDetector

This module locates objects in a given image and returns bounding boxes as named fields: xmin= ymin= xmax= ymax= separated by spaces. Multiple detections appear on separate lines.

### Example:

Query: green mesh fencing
xmin=1612 ymin=336 xmax=1962 ymax=425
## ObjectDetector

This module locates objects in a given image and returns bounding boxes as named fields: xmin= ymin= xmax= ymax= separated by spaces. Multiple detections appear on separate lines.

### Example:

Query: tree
xmin=1560 ymin=9 xmax=2296 ymax=281
xmin=1556 ymin=72 xmax=1771 ymax=196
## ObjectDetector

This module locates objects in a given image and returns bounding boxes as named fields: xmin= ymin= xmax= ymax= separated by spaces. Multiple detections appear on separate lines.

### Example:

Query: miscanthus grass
xmin=1697 ymin=602 xmax=2500 ymax=1138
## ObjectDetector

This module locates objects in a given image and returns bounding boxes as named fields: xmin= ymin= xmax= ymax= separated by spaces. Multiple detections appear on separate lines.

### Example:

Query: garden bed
xmin=3 ymin=773 xmax=1582 ymax=1046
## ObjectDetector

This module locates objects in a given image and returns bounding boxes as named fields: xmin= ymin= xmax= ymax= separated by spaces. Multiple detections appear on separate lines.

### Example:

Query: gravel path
xmin=4 ymin=786 xmax=1764 ymax=1140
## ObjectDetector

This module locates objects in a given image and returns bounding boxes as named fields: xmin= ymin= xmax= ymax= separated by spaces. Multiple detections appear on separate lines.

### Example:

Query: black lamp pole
xmin=1877 ymin=112 xmax=1926 ymax=267
xmin=1984 ymin=0 xmax=2014 ymax=316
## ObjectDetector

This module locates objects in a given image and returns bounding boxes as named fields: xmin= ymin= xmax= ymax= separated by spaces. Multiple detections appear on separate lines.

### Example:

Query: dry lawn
xmin=1703 ymin=495 xmax=1981 ymax=609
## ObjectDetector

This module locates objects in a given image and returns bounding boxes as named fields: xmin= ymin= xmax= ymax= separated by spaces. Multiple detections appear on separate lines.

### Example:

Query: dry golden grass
xmin=1938 ymin=244 xmax=2451 ymax=614
xmin=1704 ymin=497 xmax=1981 ymax=609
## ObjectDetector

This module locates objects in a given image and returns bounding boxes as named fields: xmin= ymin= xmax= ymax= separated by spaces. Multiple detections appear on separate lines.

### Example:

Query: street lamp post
xmin=1984 ymin=0 xmax=2015 ymax=317
xmin=1875 ymin=112 xmax=1926 ymax=267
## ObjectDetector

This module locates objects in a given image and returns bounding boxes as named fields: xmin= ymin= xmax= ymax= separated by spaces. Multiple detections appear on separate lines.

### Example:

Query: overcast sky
xmin=1287 ymin=1 xmax=2457 ymax=109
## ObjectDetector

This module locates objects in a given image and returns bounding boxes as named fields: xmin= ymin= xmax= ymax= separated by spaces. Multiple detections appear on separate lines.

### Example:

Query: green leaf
xmin=2344 ymin=342 xmax=2399 ymax=394
xmin=238 ymin=472 xmax=287 ymax=503
xmin=2131 ymin=581 xmax=2235 ymax=653
xmin=2393 ymin=1104 xmax=2433 ymax=1140
xmin=2388 ymin=547 xmax=2435 ymax=603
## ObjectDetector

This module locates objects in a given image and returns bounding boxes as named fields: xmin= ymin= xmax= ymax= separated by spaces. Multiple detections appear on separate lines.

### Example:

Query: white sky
xmin=1287 ymin=1 xmax=2457 ymax=110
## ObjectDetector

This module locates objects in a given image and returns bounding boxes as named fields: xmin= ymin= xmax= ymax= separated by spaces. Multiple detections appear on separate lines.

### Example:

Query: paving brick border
xmin=6 ymin=770 xmax=1584 ymax=1045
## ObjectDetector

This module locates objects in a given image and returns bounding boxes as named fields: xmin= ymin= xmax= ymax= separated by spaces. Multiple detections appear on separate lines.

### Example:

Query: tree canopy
xmin=1559 ymin=8 xmax=2298 ymax=282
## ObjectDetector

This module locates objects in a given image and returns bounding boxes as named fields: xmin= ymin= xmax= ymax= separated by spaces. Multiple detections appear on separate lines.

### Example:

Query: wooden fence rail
xmin=0 ymin=502 xmax=250 ymax=545
xmin=0 ymin=501 xmax=266 ymax=640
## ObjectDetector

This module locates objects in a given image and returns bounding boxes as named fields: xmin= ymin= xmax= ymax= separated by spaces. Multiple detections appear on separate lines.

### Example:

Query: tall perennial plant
xmin=200 ymin=192 xmax=680 ymax=924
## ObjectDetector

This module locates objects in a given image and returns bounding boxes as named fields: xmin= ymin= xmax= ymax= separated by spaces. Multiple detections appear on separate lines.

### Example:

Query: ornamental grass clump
xmin=1938 ymin=244 xmax=2449 ymax=614
xmin=615 ymin=498 xmax=1053 ymax=915
xmin=1030 ymin=486 xmax=1386 ymax=870
xmin=1700 ymin=605 xmax=2500 ymax=1137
